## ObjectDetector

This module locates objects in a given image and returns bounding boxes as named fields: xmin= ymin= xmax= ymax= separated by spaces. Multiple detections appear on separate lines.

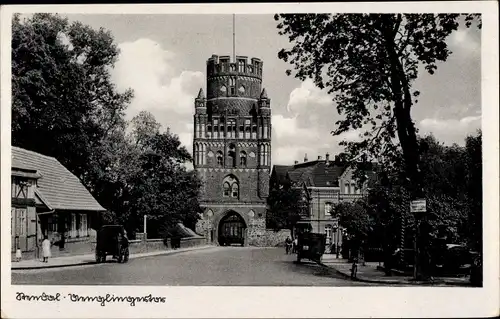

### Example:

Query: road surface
xmin=12 ymin=247 xmax=379 ymax=286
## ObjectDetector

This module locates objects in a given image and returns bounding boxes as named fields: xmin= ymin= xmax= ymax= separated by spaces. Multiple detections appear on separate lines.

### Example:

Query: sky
xmin=66 ymin=14 xmax=481 ymax=166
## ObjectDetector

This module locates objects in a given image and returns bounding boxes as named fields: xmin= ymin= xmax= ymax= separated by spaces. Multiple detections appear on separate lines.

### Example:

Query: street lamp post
xmin=317 ymin=190 xmax=321 ymax=234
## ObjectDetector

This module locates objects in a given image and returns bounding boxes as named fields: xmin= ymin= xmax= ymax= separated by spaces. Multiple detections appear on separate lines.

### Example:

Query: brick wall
xmin=250 ymin=229 xmax=291 ymax=247
xmin=199 ymin=169 xmax=264 ymax=203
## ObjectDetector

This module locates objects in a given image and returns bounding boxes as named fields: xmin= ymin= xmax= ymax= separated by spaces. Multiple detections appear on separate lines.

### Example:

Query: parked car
xmin=296 ymin=232 xmax=326 ymax=263
xmin=434 ymin=244 xmax=476 ymax=275
xmin=95 ymin=225 xmax=129 ymax=263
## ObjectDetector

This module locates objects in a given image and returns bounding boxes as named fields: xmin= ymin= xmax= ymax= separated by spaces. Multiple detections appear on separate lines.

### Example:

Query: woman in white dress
xmin=42 ymin=236 xmax=51 ymax=262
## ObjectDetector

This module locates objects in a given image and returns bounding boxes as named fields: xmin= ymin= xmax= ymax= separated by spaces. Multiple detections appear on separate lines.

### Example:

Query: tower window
xmin=238 ymin=60 xmax=245 ymax=72
xmin=207 ymin=124 xmax=212 ymax=138
xmin=228 ymin=144 xmax=236 ymax=167
xmin=239 ymin=124 xmax=244 ymax=139
xmin=227 ymin=119 xmax=236 ymax=138
xmin=223 ymin=182 xmax=231 ymax=197
xmin=231 ymin=183 xmax=239 ymax=198
xmin=229 ymin=77 xmax=236 ymax=96
xmin=251 ymin=125 xmax=257 ymax=139
xmin=216 ymin=151 xmax=223 ymax=166
xmin=223 ymin=175 xmax=239 ymax=199
xmin=240 ymin=151 xmax=247 ymax=167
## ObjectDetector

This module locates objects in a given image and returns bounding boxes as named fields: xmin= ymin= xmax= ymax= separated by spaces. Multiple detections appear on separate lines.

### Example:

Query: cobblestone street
xmin=12 ymin=247 xmax=381 ymax=286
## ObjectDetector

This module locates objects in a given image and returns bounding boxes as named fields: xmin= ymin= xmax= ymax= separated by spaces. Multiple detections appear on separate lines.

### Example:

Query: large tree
xmin=267 ymin=186 xmax=309 ymax=234
xmin=123 ymin=112 xmax=202 ymax=237
xmin=275 ymin=13 xmax=481 ymax=197
xmin=12 ymin=13 xmax=133 ymax=184
xmin=12 ymin=14 xmax=203 ymax=239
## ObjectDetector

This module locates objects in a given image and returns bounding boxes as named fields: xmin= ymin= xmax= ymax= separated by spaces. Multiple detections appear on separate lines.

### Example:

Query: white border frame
xmin=1 ymin=2 xmax=498 ymax=318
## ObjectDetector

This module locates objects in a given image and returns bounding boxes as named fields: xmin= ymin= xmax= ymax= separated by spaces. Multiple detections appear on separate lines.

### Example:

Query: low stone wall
xmin=13 ymin=236 xmax=207 ymax=261
xmin=108 ymin=237 xmax=207 ymax=255
xmin=12 ymin=237 xmax=95 ymax=260
xmin=248 ymin=229 xmax=291 ymax=247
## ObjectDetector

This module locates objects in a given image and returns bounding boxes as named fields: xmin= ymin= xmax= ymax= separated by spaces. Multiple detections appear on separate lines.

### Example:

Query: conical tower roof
xmin=260 ymin=88 xmax=268 ymax=99
xmin=197 ymin=88 xmax=205 ymax=99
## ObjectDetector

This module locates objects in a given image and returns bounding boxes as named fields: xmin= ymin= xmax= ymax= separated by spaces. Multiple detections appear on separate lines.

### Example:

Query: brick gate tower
xmin=193 ymin=55 xmax=271 ymax=246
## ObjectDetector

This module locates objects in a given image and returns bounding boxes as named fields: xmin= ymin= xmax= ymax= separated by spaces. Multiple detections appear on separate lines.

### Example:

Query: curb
xmin=318 ymin=262 xmax=472 ymax=286
xmin=12 ymin=245 xmax=215 ymax=271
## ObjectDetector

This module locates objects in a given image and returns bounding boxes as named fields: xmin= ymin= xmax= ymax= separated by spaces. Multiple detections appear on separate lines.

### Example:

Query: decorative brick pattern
xmin=194 ymin=55 xmax=271 ymax=246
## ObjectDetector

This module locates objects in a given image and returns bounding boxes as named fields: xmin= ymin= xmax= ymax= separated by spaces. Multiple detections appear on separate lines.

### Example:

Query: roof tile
xmin=11 ymin=146 xmax=105 ymax=212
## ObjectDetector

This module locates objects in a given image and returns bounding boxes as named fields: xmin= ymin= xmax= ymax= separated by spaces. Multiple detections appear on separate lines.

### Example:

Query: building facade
xmin=194 ymin=55 xmax=271 ymax=246
xmin=11 ymin=146 xmax=106 ymax=259
xmin=270 ymin=154 xmax=370 ymax=253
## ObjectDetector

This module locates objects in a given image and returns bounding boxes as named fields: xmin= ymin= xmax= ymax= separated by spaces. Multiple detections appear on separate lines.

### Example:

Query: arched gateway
xmin=218 ymin=211 xmax=246 ymax=246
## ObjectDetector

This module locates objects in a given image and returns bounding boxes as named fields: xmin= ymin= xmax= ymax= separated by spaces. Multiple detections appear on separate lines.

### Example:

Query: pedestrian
xmin=285 ymin=236 xmax=292 ymax=254
xmin=293 ymin=237 xmax=298 ymax=253
xmin=42 ymin=236 xmax=51 ymax=263
xmin=15 ymin=245 xmax=22 ymax=262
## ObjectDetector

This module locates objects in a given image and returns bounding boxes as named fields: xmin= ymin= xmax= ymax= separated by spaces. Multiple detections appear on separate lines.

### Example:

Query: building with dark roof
xmin=270 ymin=153 xmax=372 ymax=253
xmin=11 ymin=146 xmax=106 ymax=259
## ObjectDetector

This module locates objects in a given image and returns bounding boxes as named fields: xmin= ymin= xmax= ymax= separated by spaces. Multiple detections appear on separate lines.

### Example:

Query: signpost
xmin=410 ymin=199 xmax=426 ymax=213
xmin=410 ymin=199 xmax=426 ymax=280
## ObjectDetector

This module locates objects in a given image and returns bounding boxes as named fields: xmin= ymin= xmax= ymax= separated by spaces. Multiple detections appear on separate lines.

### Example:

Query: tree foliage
xmin=336 ymin=200 xmax=373 ymax=241
xmin=11 ymin=14 xmax=202 ymax=238
xmin=267 ymin=186 xmax=309 ymax=231
xmin=12 ymin=13 xmax=133 ymax=182
xmin=275 ymin=13 xmax=481 ymax=197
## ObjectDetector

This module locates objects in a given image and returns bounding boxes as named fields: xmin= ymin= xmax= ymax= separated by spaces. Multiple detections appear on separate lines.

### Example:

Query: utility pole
xmin=317 ymin=190 xmax=320 ymax=233
xmin=410 ymin=199 xmax=426 ymax=280
xmin=232 ymin=14 xmax=236 ymax=62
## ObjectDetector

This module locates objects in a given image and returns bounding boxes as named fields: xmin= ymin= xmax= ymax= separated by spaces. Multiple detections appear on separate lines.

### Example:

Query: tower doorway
xmin=218 ymin=211 xmax=246 ymax=246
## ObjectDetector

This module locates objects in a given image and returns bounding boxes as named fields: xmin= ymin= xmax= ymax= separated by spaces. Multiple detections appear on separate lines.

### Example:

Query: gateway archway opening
xmin=218 ymin=211 xmax=246 ymax=246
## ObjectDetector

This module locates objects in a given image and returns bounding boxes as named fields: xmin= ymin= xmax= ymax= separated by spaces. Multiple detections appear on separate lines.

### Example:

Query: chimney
xmin=326 ymin=153 xmax=330 ymax=165
xmin=304 ymin=153 xmax=308 ymax=162
xmin=318 ymin=155 xmax=322 ymax=160
xmin=294 ymin=160 xmax=298 ymax=165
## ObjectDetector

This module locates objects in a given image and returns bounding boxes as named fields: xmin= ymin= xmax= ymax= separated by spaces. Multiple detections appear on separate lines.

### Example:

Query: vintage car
xmin=95 ymin=225 xmax=129 ymax=263
xmin=296 ymin=232 xmax=326 ymax=263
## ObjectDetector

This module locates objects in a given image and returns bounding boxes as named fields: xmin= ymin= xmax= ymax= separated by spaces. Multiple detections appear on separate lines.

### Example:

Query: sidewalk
xmin=320 ymin=254 xmax=471 ymax=286
xmin=11 ymin=245 xmax=214 ymax=270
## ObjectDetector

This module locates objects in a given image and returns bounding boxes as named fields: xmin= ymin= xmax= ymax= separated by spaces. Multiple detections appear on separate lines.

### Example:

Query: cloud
xmin=271 ymin=114 xmax=354 ymax=165
xmin=419 ymin=115 xmax=481 ymax=145
xmin=110 ymin=38 xmax=203 ymax=153
xmin=286 ymin=79 xmax=332 ymax=115
xmin=449 ymin=28 xmax=480 ymax=56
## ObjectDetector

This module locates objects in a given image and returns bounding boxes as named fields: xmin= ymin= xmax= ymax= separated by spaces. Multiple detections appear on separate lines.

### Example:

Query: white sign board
xmin=410 ymin=199 xmax=427 ymax=213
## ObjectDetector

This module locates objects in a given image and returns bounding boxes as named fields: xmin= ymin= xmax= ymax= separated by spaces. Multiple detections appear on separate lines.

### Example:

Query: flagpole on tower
xmin=232 ymin=13 xmax=236 ymax=62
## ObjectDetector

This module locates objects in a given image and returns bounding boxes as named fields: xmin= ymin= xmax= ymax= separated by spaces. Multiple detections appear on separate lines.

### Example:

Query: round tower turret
xmin=206 ymin=55 xmax=264 ymax=115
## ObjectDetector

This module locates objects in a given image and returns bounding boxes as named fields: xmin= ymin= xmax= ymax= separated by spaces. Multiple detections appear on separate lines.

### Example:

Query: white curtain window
xmin=71 ymin=213 xmax=77 ymax=238
xmin=16 ymin=208 xmax=27 ymax=236
xmin=324 ymin=202 xmax=332 ymax=216
xmin=345 ymin=182 xmax=350 ymax=194
xmin=80 ymin=213 xmax=88 ymax=237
